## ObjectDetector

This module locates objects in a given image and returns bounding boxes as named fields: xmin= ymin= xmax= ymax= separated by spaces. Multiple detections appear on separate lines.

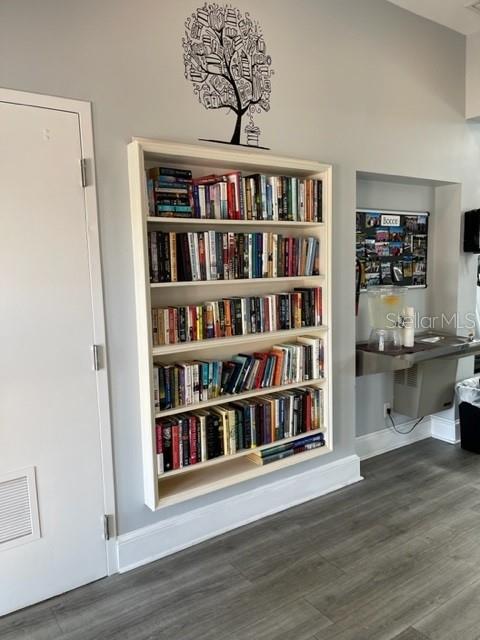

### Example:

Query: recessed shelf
xmin=156 ymin=445 xmax=332 ymax=508
xmin=152 ymin=325 xmax=328 ymax=357
xmin=150 ymin=275 xmax=324 ymax=289
xmin=128 ymin=138 xmax=332 ymax=511
xmin=158 ymin=427 xmax=327 ymax=479
xmin=155 ymin=377 xmax=326 ymax=418
xmin=147 ymin=216 xmax=324 ymax=228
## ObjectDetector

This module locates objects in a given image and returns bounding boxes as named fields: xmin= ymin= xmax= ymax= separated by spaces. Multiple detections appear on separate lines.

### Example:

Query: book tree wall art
xmin=182 ymin=4 xmax=274 ymax=148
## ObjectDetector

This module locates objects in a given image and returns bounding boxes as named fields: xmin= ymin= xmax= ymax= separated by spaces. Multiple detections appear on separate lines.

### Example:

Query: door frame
xmin=0 ymin=87 xmax=117 ymax=574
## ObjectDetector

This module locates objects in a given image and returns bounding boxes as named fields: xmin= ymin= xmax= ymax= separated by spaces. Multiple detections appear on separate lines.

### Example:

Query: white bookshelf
xmin=128 ymin=138 xmax=333 ymax=510
xmin=151 ymin=325 xmax=328 ymax=356
xmin=150 ymin=275 xmax=325 ymax=289
xmin=147 ymin=216 xmax=325 ymax=228
xmin=156 ymin=378 xmax=326 ymax=419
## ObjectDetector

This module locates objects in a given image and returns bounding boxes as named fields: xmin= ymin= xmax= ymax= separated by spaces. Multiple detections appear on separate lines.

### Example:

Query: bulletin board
xmin=356 ymin=208 xmax=429 ymax=290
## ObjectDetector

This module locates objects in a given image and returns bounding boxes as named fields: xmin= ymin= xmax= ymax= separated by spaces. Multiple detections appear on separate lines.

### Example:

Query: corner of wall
xmin=430 ymin=415 xmax=460 ymax=444
xmin=355 ymin=418 xmax=432 ymax=460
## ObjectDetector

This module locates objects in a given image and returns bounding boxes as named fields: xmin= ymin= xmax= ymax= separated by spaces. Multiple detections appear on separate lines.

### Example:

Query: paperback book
xmin=147 ymin=167 xmax=323 ymax=223
xmin=151 ymin=287 xmax=323 ymax=346
xmin=155 ymin=386 xmax=324 ymax=474
xmin=153 ymin=337 xmax=324 ymax=412
xmin=148 ymin=230 xmax=320 ymax=283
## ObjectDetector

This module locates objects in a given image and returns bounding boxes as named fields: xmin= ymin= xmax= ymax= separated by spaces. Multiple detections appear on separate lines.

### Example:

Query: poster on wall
xmin=182 ymin=4 xmax=274 ymax=149
xmin=356 ymin=208 xmax=429 ymax=290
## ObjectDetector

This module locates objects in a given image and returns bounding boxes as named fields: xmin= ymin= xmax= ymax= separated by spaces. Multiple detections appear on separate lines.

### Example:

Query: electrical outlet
xmin=384 ymin=402 xmax=391 ymax=418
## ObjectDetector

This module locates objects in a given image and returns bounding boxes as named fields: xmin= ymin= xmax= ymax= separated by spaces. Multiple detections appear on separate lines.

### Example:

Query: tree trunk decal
xmin=182 ymin=4 xmax=274 ymax=149
xmin=230 ymin=112 xmax=242 ymax=145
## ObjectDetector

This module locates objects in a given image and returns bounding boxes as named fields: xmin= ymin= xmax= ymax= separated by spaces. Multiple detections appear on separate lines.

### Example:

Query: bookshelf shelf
xmin=156 ymin=377 xmax=326 ymax=418
xmin=158 ymin=427 xmax=327 ymax=479
xmin=150 ymin=275 xmax=325 ymax=289
xmin=157 ymin=446 xmax=332 ymax=508
xmin=147 ymin=216 xmax=324 ymax=228
xmin=152 ymin=326 xmax=328 ymax=357
xmin=128 ymin=138 xmax=333 ymax=511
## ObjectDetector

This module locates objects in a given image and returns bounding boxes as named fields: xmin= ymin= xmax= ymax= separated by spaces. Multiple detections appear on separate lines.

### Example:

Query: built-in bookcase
xmin=128 ymin=139 xmax=333 ymax=510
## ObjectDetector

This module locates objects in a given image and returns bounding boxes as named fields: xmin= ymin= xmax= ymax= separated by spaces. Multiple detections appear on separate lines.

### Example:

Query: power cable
xmin=387 ymin=409 xmax=424 ymax=434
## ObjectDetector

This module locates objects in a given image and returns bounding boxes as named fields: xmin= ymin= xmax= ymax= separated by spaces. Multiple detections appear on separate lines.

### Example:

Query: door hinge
xmin=92 ymin=344 xmax=101 ymax=371
xmin=80 ymin=158 xmax=88 ymax=188
xmin=103 ymin=514 xmax=114 ymax=541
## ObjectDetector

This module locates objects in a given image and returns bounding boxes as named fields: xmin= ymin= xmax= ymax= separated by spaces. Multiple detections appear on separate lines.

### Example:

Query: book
xmin=247 ymin=432 xmax=326 ymax=465
xmin=147 ymin=231 xmax=320 ymax=283
xmin=152 ymin=287 xmax=323 ymax=346
xmin=146 ymin=166 xmax=322 ymax=222
xmin=248 ymin=449 xmax=294 ymax=465
xmin=155 ymin=387 xmax=325 ymax=474
xmin=155 ymin=420 xmax=164 ymax=474
xmin=296 ymin=336 xmax=324 ymax=380
xmin=147 ymin=167 xmax=193 ymax=217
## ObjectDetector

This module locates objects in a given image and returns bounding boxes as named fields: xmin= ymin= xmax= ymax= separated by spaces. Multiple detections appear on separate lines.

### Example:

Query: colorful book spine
xmin=147 ymin=231 xmax=321 ymax=283
xmin=156 ymin=387 xmax=325 ymax=474
xmin=147 ymin=166 xmax=322 ymax=222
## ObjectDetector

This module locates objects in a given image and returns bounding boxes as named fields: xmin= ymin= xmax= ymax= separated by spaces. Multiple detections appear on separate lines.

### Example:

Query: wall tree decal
xmin=182 ymin=4 xmax=273 ymax=148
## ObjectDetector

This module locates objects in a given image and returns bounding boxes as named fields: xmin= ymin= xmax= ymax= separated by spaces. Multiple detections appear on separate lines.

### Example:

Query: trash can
xmin=457 ymin=377 xmax=480 ymax=453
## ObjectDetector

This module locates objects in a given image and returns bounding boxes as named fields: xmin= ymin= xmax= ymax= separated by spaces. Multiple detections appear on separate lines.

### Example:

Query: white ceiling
xmin=387 ymin=0 xmax=480 ymax=35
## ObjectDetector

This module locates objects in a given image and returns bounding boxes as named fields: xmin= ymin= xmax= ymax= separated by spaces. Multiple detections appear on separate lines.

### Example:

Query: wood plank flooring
xmin=2 ymin=438 xmax=480 ymax=640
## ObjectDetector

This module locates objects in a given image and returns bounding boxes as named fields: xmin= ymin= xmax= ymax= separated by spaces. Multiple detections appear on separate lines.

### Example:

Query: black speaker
xmin=464 ymin=209 xmax=480 ymax=253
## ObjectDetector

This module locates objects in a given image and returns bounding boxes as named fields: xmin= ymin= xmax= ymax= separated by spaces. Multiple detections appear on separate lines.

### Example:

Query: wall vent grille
xmin=394 ymin=366 xmax=418 ymax=388
xmin=406 ymin=365 xmax=418 ymax=388
xmin=0 ymin=468 xmax=40 ymax=551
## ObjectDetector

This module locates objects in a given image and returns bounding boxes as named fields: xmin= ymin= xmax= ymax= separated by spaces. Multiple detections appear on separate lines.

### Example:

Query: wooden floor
xmin=3 ymin=438 xmax=480 ymax=640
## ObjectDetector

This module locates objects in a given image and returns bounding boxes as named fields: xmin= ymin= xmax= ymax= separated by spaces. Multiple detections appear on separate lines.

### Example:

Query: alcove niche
xmin=355 ymin=170 xmax=463 ymax=438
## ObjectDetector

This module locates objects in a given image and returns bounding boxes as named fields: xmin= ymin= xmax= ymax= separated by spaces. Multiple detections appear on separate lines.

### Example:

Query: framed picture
xmin=356 ymin=208 xmax=429 ymax=290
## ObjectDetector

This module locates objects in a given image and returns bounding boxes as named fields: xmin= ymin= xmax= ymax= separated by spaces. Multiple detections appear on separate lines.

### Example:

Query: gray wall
xmin=466 ymin=30 xmax=480 ymax=119
xmin=1 ymin=0 xmax=479 ymax=534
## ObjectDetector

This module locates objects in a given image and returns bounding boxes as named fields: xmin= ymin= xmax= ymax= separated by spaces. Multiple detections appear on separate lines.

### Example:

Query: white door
xmin=0 ymin=100 xmax=108 ymax=614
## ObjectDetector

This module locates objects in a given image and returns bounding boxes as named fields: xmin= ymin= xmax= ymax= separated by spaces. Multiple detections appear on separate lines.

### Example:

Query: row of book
xmin=248 ymin=432 xmax=326 ymax=466
xmin=155 ymin=387 xmax=325 ymax=473
xmin=146 ymin=166 xmax=323 ymax=222
xmin=153 ymin=337 xmax=324 ymax=412
xmin=148 ymin=231 xmax=320 ymax=283
xmin=151 ymin=287 xmax=323 ymax=346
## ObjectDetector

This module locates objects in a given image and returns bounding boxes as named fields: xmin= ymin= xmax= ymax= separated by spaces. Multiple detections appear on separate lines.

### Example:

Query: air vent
xmin=466 ymin=1 xmax=480 ymax=16
xmin=406 ymin=365 xmax=418 ymax=388
xmin=394 ymin=366 xmax=418 ymax=387
xmin=0 ymin=468 xmax=40 ymax=551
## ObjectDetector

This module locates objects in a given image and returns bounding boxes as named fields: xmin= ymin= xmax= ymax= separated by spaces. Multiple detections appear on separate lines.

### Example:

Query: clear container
xmin=368 ymin=328 xmax=403 ymax=352
xmin=367 ymin=286 xmax=408 ymax=330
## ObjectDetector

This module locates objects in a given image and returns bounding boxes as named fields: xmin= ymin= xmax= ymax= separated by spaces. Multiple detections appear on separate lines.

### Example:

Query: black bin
xmin=457 ymin=377 xmax=480 ymax=453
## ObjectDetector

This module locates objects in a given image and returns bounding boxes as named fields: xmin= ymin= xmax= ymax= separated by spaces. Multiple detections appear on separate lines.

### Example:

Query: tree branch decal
xmin=182 ymin=4 xmax=274 ymax=147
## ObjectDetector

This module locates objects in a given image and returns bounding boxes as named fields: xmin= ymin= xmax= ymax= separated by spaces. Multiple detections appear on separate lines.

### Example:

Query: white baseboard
xmin=356 ymin=418 xmax=432 ymax=460
xmin=431 ymin=416 xmax=460 ymax=444
xmin=116 ymin=454 xmax=362 ymax=573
